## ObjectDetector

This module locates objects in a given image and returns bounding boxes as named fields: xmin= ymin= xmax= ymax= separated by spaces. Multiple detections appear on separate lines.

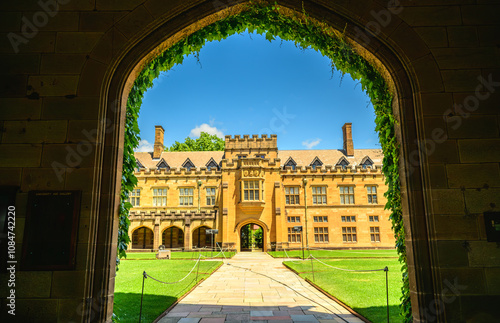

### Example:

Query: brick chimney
xmin=153 ymin=125 xmax=164 ymax=159
xmin=342 ymin=123 xmax=354 ymax=156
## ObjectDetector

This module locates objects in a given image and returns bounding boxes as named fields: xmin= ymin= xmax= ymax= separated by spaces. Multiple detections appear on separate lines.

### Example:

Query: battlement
xmin=135 ymin=167 xmax=222 ymax=176
xmin=129 ymin=209 xmax=217 ymax=219
xmin=225 ymin=134 xmax=278 ymax=150
xmin=280 ymin=164 xmax=383 ymax=175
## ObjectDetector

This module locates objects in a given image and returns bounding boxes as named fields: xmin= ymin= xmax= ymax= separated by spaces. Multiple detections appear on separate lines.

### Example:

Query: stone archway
xmin=87 ymin=1 xmax=438 ymax=321
xmin=131 ymin=226 xmax=154 ymax=249
xmin=161 ymin=226 xmax=184 ymax=249
xmin=240 ymin=223 xmax=264 ymax=252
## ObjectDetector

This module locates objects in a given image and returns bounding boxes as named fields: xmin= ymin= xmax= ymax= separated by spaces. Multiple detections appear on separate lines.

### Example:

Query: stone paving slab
xmin=159 ymin=252 xmax=362 ymax=322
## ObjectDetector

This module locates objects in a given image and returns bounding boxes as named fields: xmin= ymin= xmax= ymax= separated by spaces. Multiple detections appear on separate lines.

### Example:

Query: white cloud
xmin=189 ymin=123 xmax=224 ymax=138
xmin=302 ymin=138 xmax=321 ymax=149
xmin=135 ymin=139 xmax=154 ymax=152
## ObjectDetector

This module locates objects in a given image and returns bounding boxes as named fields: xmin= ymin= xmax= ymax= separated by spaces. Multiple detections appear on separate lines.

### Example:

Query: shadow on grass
xmin=114 ymin=292 xmax=177 ymax=323
xmin=352 ymin=305 xmax=400 ymax=323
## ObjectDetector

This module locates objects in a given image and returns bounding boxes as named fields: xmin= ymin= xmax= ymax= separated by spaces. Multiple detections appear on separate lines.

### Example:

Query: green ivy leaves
xmin=119 ymin=2 xmax=409 ymax=321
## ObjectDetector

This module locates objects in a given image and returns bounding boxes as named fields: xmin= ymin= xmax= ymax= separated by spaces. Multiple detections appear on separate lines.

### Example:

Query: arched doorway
xmin=131 ymin=227 xmax=154 ymax=249
xmin=161 ymin=226 xmax=184 ymax=249
xmin=91 ymin=2 xmax=436 ymax=321
xmin=240 ymin=223 xmax=264 ymax=252
xmin=192 ymin=226 xmax=211 ymax=249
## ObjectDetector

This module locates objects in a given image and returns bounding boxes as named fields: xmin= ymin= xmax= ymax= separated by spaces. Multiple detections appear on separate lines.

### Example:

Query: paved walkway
xmin=158 ymin=252 xmax=364 ymax=323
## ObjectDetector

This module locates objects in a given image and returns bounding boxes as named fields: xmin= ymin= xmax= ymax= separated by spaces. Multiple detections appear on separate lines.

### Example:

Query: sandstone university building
xmin=1 ymin=1 xmax=500 ymax=322
xmin=128 ymin=124 xmax=395 ymax=252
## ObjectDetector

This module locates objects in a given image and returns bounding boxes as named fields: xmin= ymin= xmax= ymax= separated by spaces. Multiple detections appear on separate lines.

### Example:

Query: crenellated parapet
xmin=280 ymin=164 xmax=383 ymax=175
xmin=224 ymin=134 xmax=278 ymax=150
xmin=129 ymin=209 xmax=217 ymax=220
xmin=134 ymin=167 xmax=222 ymax=177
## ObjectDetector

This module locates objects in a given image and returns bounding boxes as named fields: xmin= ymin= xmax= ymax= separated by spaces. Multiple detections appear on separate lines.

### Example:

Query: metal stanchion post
xmin=384 ymin=266 xmax=389 ymax=323
xmin=301 ymin=230 xmax=305 ymax=260
xmin=310 ymin=256 xmax=315 ymax=282
xmin=139 ymin=271 xmax=147 ymax=323
xmin=196 ymin=257 xmax=201 ymax=282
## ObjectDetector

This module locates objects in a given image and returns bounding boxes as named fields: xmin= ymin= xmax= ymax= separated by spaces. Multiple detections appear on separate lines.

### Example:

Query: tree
xmin=167 ymin=132 xmax=225 ymax=151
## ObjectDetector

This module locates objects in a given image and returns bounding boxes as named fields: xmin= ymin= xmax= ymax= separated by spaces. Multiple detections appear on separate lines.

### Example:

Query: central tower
xmin=219 ymin=135 xmax=280 ymax=251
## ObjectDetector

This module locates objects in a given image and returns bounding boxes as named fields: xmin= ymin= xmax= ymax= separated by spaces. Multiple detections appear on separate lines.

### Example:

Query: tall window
xmin=179 ymin=188 xmax=194 ymax=206
xmin=370 ymin=227 xmax=380 ymax=242
xmin=340 ymin=186 xmax=355 ymax=204
xmin=288 ymin=227 xmax=301 ymax=243
xmin=313 ymin=216 xmax=328 ymax=222
xmin=287 ymin=216 xmax=300 ymax=223
xmin=312 ymin=186 xmax=327 ymax=205
xmin=285 ymin=186 xmax=300 ymax=205
xmin=367 ymin=186 xmax=378 ymax=204
xmin=206 ymin=187 xmax=216 ymax=205
xmin=314 ymin=227 xmax=329 ymax=243
xmin=369 ymin=215 xmax=379 ymax=222
xmin=341 ymin=216 xmax=356 ymax=222
xmin=153 ymin=188 xmax=167 ymax=206
xmin=243 ymin=180 xmax=261 ymax=201
xmin=130 ymin=189 xmax=140 ymax=206
xmin=342 ymin=227 xmax=357 ymax=242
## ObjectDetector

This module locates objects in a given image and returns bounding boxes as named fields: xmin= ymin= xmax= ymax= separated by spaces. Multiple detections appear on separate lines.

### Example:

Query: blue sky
xmin=136 ymin=31 xmax=380 ymax=152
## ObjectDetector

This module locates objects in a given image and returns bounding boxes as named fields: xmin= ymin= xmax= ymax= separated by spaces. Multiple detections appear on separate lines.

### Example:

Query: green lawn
xmin=268 ymin=248 xmax=398 ymax=259
xmin=284 ymin=257 xmax=403 ymax=323
xmin=114 ymin=259 xmax=222 ymax=322
xmin=125 ymin=250 xmax=235 ymax=260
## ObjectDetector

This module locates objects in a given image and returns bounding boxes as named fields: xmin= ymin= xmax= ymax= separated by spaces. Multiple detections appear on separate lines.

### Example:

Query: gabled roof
xmin=156 ymin=158 xmax=169 ymax=169
xmin=360 ymin=156 xmax=374 ymax=166
xmin=182 ymin=158 xmax=195 ymax=169
xmin=284 ymin=157 xmax=297 ymax=167
xmin=336 ymin=156 xmax=350 ymax=166
xmin=134 ymin=151 xmax=224 ymax=170
xmin=206 ymin=158 xmax=219 ymax=170
xmin=310 ymin=157 xmax=323 ymax=167
xmin=136 ymin=158 xmax=145 ymax=169
xmin=278 ymin=149 xmax=383 ymax=168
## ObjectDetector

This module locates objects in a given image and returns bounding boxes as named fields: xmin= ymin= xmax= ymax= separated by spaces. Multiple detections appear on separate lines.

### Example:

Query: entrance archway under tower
xmin=240 ymin=223 xmax=264 ymax=252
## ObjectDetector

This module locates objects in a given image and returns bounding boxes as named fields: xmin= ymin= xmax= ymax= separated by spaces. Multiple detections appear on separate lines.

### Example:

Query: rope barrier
xmin=311 ymin=255 xmax=386 ymax=272
xmin=144 ymin=256 xmax=202 ymax=284
xmin=284 ymin=248 xmax=308 ymax=264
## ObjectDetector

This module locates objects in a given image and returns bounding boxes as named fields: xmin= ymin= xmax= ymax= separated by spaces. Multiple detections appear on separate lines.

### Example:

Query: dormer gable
xmin=283 ymin=157 xmax=297 ymax=170
xmin=336 ymin=156 xmax=350 ymax=169
xmin=182 ymin=158 xmax=195 ymax=171
xmin=206 ymin=158 xmax=219 ymax=171
xmin=156 ymin=158 xmax=170 ymax=170
xmin=135 ymin=159 xmax=145 ymax=172
xmin=360 ymin=156 xmax=374 ymax=169
xmin=310 ymin=157 xmax=323 ymax=170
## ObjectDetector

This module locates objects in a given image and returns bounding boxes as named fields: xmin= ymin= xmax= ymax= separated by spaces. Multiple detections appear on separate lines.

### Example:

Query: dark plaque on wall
xmin=21 ymin=191 xmax=81 ymax=270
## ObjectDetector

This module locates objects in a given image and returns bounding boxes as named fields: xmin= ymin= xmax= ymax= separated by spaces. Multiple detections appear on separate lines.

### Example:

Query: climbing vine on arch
xmin=118 ymin=2 xmax=410 ymax=321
